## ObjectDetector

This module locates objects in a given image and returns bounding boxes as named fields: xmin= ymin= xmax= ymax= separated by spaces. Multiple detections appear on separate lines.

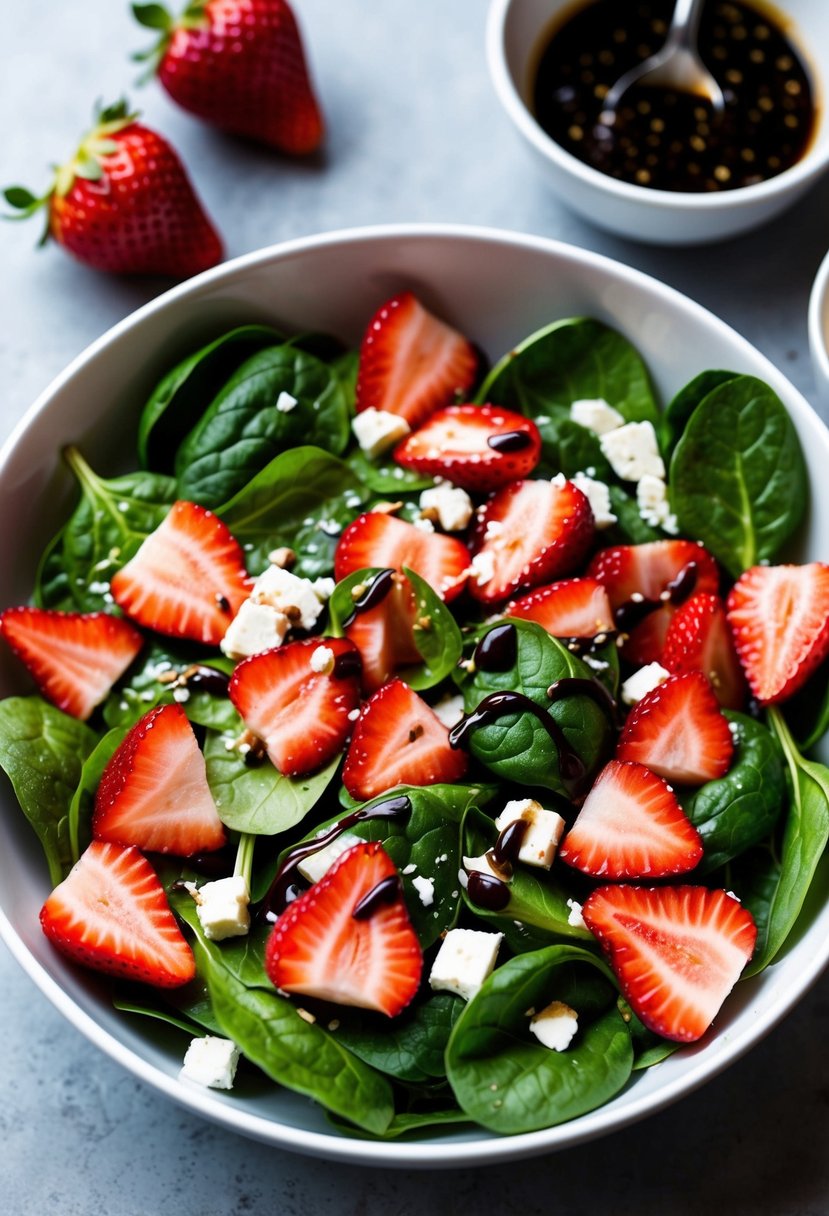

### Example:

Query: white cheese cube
xmin=636 ymin=473 xmax=679 ymax=534
xmin=221 ymin=599 xmax=289 ymax=659
xmin=297 ymin=832 xmax=362 ymax=885
xmin=431 ymin=692 xmax=465 ymax=729
xmin=412 ymin=874 xmax=435 ymax=907
xmin=570 ymin=398 xmax=625 ymax=435
xmin=312 ymin=577 xmax=336 ymax=602
xmin=180 ymin=1036 xmax=240 ymax=1089
xmin=428 ymin=928 xmax=503 ymax=1002
xmin=529 ymin=1001 xmax=579 ymax=1052
xmin=419 ymin=484 xmax=474 ymax=532
xmin=189 ymin=876 xmax=250 ymax=941
xmin=600 ymin=421 xmax=665 ymax=482
xmin=351 ymin=408 xmax=411 ymax=458
xmin=413 ymin=515 xmax=435 ymax=533
xmin=276 ymin=390 xmax=298 ymax=413
xmin=462 ymin=851 xmax=506 ymax=882
xmin=494 ymin=798 xmax=565 ymax=870
xmin=566 ymin=898 xmax=587 ymax=929
xmin=570 ymin=471 xmax=617 ymax=530
xmin=620 ymin=662 xmax=670 ymax=706
xmin=251 ymin=565 xmax=325 ymax=631
xmin=310 ymin=645 xmax=335 ymax=675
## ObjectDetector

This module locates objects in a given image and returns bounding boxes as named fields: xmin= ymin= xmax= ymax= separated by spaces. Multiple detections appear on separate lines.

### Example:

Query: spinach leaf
xmin=40 ymin=447 xmax=177 ymax=613
xmin=478 ymin=318 xmax=659 ymax=427
xmin=137 ymin=324 xmax=283 ymax=472
xmin=533 ymin=414 xmax=613 ymax=480
xmin=327 ymin=1107 xmax=473 ymax=1140
xmin=743 ymin=709 xmax=829 ymax=976
xmin=786 ymin=663 xmax=829 ymax=753
xmin=604 ymin=485 xmax=664 ymax=545
xmin=454 ymin=619 xmax=612 ymax=796
xmin=217 ymin=446 xmax=368 ymax=578
xmin=347 ymin=447 xmax=435 ymax=494
xmin=669 ymin=376 xmax=807 ymax=578
xmin=113 ymin=995 xmax=208 ymax=1038
xmin=726 ymin=844 xmax=781 ymax=971
xmin=102 ymin=643 xmax=237 ymax=732
xmin=662 ymin=370 xmax=737 ymax=455
xmin=0 ymin=697 xmax=98 ymax=885
xmin=333 ymin=993 xmax=463 ymax=1084
xmin=176 ymin=346 xmax=352 ymax=507
xmin=684 ymin=711 xmax=786 ymax=873
xmin=620 ymin=999 xmax=680 ymax=1070
xmin=445 ymin=944 xmax=632 ymax=1133
xmin=203 ymin=732 xmax=340 ymax=836
xmin=67 ymin=727 xmax=124 ymax=862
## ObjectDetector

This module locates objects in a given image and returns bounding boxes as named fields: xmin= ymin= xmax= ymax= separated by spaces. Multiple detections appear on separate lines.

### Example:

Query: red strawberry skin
xmin=617 ymin=671 xmax=734 ymax=786
xmin=229 ymin=637 xmax=361 ymax=776
xmin=661 ymin=592 xmax=746 ymax=710
xmin=335 ymin=512 xmax=470 ymax=603
xmin=342 ymin=573 xmax=421 ymax=694
xmin=0 ymin=607 xmax=143 ymax=721
xmin=40 ymin=840 xmax=196 ymax=988
xmin=355 ymin=292 xmax=479 ymax=430
xmin=343 ymin=678 xmax=468 ymax=802
xmin=506 ymin=577 xmax=614 ymax=638
xmin=155 ymin=0 xmax=324 ymax=154
xmin=393 ymin=405 xmax=541 ymax=492
xmin=726 ymin=563 xmax=829 ymax=704
xmin=110 ymin=500 xmax=249 ymax=646
xmin=93 ymin=702 xmax=226 ymax=855
xmin=583 ymin=884 xmax=756 ymax=1042
xmin=51 ymin=122 xmax=222 ymax=277
xmin=265 ymin=841 xmax=422 ymax=1016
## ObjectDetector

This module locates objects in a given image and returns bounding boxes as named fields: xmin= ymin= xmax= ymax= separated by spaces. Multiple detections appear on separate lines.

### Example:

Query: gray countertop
xmin=3 ymin=2 xmax=829 ymax=1212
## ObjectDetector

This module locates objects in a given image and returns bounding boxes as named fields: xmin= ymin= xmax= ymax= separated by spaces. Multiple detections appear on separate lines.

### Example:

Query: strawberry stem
xmin=233 ymin=832 xmax=256 ymax=888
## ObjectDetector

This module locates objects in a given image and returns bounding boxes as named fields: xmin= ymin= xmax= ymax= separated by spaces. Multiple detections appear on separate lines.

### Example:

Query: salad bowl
xmin=1 ymin=224 xmax=829 ymax=1166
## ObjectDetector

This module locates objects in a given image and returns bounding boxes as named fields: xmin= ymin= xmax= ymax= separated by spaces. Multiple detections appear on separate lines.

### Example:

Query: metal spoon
xmin=601 ymin=0 xmax=724 ymax=119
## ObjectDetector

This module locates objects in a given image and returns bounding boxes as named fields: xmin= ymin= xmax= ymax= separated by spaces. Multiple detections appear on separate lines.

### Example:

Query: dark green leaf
xmin=131 ymin=2 xmax=173 ymax=30
xmin=604 ymin=485 xmax=664 ymax=545
xmin=334 ymin=993 xmax=464 ymax=1083
xmin=101 ymin=643 xmax=236 ymax=732
xmin=786 ymin=662 xmax=829 ymax=753
xmin=4 ymin=185 xmax=40 ymax=210
xmin=347 ymin=446 xmax=435 ymax=494
xmin=533 ymin=414 xmax=613 ymax=480
xmin=662 ymin=370 xmax=737 ymax=454
xmin=113 ymin=996 xmax=204 ymax=1038
xmin=67 ymin=727 xmax=124 ymax=863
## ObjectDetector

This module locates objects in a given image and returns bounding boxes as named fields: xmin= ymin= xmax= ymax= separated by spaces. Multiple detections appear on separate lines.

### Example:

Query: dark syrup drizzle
xmin=466 ymin=870 xmax=511 ymax=911
xmin=614 ymin=560 xmax=699 ymax=633
xmin=353 ymin=875 xmax=403 ymax=920
xmin=487 ymin=430 xmax=533 ymax=454
xmin=473 ymin=622 xmax=518 ymax=672
xmin=341 ymin=568 xmax=396 ymax=627
xmin=186 ymin=666 xmax=231 ymax=695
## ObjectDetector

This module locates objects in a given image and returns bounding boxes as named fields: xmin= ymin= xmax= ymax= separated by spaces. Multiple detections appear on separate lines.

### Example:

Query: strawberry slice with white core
xmin=335 ymin=512 xmax=470 ymax=602
xmin=265 ymin=841 xmax=422 ymax=1017
xmin=110 ymin=500 xmax=249 ymax=645
xmin=726 ymin=563 xmax=829 ymax=704
xmin=559 ymin=759 xmax=703 ymax=879
xmin=393 ymin=404 xmax=541 ymax=492
xmin=617 ymin=671 xmax=734 ymax=785
xmin=342 ymin=678 xmax=468 ymax=802
xmin=588 ymin=540 xmax=720 ymax=664
xmin=229 ymin=637 xmax=361 ymax=776
xmin=342 ymin=573 xmax=421 ymax=694
xmin=467 ymin=478 xmax=595 ymax=605
xmin=0 ymin=607 xmax=143 ymax=720
xmin=661 ymin=591 xmax=746 ymax=710
xmin=93 ymin=702 xmax=226 ymax=855
xmin=355 ymin=291 xmax=479 ymax=430
xmin=40 ymin=839 xmax=195 ymax=988
xmin=582 ymin=884 xmax=757 ymax=1042
xmin=506 ymin=577 xmax=614 ymax=638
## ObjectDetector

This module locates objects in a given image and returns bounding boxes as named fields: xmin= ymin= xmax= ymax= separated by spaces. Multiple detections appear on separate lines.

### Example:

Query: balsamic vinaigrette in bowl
xmin=532 ymin=0 xmax=816 ymax=192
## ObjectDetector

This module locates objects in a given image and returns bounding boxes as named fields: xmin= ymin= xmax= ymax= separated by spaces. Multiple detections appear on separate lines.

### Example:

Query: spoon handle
xmin=669 ymin=0 xmax=708 ymax=43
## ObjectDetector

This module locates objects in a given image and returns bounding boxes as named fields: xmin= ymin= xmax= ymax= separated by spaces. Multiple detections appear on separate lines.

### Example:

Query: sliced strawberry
xmin=506 ymin=577 xmax=614 ymax=638
xmin=588 ymin=540 xmax=720 ymax=664
xmin=355 ymin=292 xmax=479 ymax=430
xmin=265 ymin=841 xmax=422 ymax=1017
xmin=334 ymin=512 xmax=470 ymax=602
xmin=94 ymin=703 xmax=226 ymax=855
xmin=582 ymin=884 xmax=756 ymax=1042
xmin=229 ymin=637 xmax=361 ymax=776
xmin=726 ymin=563 xmax=829 ymax=704
xmin=393 ymin=404 xmax=541 ymax=492
xmin=110 ymin=500 xmax=249 ymax=646
xmin=40 ymin=840 xmax=195 ymax=988
xmin=342 ymin=678 xmax=468 ymax=802
xmin=662 ymin=592 xmax=746 ymax=710
xmin=0 ymin=607 xmax=143 ymax=721
xmin=559 ymin=759 xmax=703 ymax=879
xmin=467 ymin=478 xmax=594 ymax=605
xmin=342 ymin=572 xmax=421 ymax=694
xmin=617 ymin=671 xmax=734 ymax=786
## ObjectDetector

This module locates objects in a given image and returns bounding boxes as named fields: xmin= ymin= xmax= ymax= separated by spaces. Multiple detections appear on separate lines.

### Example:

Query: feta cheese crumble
xmin=528 ymin=1001 xmax=579 ymax=1052
xmin=412 ymin=874 xmax=435 ymax=907
xmin=180 ymin=1035 xmax=240 ymax=1090
xmin=276 ymin=390 xmax=298 ymax=413
xmin=186 ymin=876 xmax=250 ymax=941
xmin=600 ymin=421 xmax=665 ymax=482
xmin=428 ymin=928 xmax=503 ymax=1002
xmin=620 ymin=662 xmax=670 ymax=706
xmin=431 ymin=692 xmax=465 ymax=729
xmin=221 ymin=564 xmax=329 ymax=659
xmin=570 ymin=471 xmax=617 ymax=530
xmin=470 ymin=549 xmax=496 ymax=587
xmin=636 ymin=473 xmax=679 ymax=534
xmin=566 ymin=898 xmax=587 ymax=929
xmin=419 ymin=484 xmax=474 ymax=532
xmin=570 ymin=398 xmax=625 ymax=435
xmin=297 ymin=832 xmax=361 ymax=885
xmin=494 ymin=798 xmax=566 ymax=870
xmin=310 ymin=645 xmax=335 ymax=675
xmin=351 ymin=408 xmax=410 ymax=458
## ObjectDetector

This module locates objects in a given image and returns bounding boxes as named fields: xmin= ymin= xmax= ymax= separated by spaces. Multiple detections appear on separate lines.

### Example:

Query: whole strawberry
xmin=3 ymin=100 xmax=223 ymax=278
xmin=133 ymin=0 xmax=324 ymax=154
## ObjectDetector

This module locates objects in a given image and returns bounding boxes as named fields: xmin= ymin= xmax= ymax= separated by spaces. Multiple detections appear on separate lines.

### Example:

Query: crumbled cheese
xmin=570 ymin=471 xmax=617 ymax=530
xmin=462 ymin=851 xmax=506 ymax=881
xmin=412 ymin=874 xmax=435 ymax=907
xmin=529 ymin=1001 xmax=579 ymax=1052
xmin=251 ymin=565 xmax=325 ymax=631
xmin=419 ymin=484 xmax=474 ymax=532
xmin=413 ymin=515 xmax=435 ymax=533
xmin=549 ymin=472 xmax=568 ymax=489
xmin=310 ymin=645 xmax=336 ymax=675
xmin=220 ymin=598 xmax=290 ymax=659
xmin=470 ymin=549 xmax=496 ymax=586
xmin=351 ymin=408 xmax=410 ymax=458
xmin=494 ymin=798 xmax=566 ymax=870
xmin=566 ymin=898 xmax=587 ymax=929
xmin=312 ymin=577 xmax=336 ymax=601
xmin=600 ymin=421 xmax=665 ymax=482
xmin=636 ymin=473 xmax=679 ymax=534
xmin=276 ymin=390 xmax=298 ymax=413
xmin=180 ymin=1036 xmax=240 ymax=1090
xmin=428 ymin=928 xmax=503 ymax=1002
xmin=297 ymin=832 xmax=361 ymax=885
xmin=570 ymin=398 xmax=625 ymax=435
xmin=620 ymin=662 xmax=670 ymax=706
xmin=187 ymin=876 xmax=251 ymax=941
xmin=431 ymin=692 xmax=465 ymax=729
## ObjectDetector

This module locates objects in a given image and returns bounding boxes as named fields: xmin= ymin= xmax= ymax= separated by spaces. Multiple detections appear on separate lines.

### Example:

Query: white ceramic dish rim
xmin=486 ymin=0 xmax=829 ymax=212
xmin=2 ymin=222 xmax=829 ymax=1168
xmin=808 ymin=247 xmax=829 ymax=392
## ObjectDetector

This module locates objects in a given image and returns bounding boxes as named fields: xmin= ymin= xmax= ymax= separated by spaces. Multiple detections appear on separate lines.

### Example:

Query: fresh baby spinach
xmin=67 ymin=727 xmax=124 ymax=863
xmin=605 ymin=485 xmax=663 ymax=545
xmin=333 ymin=993 xmax=464 ymax=1084
xmin=669 ymin=375 xmax=807 ymax=578
xmin=102 ymin=643 xmax=237 ymax=732
xmin=662 ymin=369 xmax=737 ymax=455
xmin=533 ymin=415 xmax=613 ymax=481
xmin=347 ymin=447 xmax=435 ymax=494
xmin=785 ymin=665 xmax=829 ymax=753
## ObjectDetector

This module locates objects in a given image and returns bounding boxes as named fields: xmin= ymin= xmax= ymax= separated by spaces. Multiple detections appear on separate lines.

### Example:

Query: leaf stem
xmin=234 ymin=831 xmax=256 ymax=887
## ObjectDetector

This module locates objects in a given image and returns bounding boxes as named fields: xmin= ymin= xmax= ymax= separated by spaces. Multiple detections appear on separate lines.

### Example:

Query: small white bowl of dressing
xmin=487 ymin=0 xmax=829 ymax=244
xmin=808 ymin=246 xmax=829 ymax=408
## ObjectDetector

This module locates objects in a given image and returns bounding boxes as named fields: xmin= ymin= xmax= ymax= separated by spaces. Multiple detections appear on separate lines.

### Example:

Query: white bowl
xmin=487 ymin=0 xmax=829 ymax=244
xmin=2 ymin=224 xmax=829 ymax=1166
xmin=808 ymin=246 xmax=829 ymax=407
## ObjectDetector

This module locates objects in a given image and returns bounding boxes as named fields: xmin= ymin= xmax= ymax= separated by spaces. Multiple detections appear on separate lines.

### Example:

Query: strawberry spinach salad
xmin=2 ymin=291 xmax=829 ymax=1140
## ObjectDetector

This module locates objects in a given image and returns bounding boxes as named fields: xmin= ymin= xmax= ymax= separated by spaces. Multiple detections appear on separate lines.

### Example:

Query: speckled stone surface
xmin=3 ymin=2 xmax=829 ymax=1212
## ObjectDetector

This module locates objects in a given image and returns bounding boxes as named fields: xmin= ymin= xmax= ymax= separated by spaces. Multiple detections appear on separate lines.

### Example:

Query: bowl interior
xmin=809 ymin=247 xmax=829 ymax=407
xmin=2 ymin=225 xmax=829 ymax=1166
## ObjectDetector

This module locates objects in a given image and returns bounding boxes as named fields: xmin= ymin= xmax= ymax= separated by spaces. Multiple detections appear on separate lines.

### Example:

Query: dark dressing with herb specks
xmin=341 ymin=568 xmax=396 ymax=627
xmin=615 ymin=559 xmax=699 ymax=632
